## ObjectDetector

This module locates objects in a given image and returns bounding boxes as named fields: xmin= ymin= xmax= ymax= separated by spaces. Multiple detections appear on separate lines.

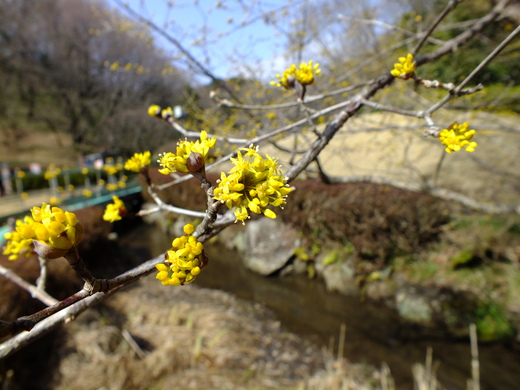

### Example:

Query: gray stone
xmin=395 ymin=288 xmax=434 ymax=327
xmin=240 ymin=218 xmax=300 ymax=275
xmin=316 ymin=254 xmax=358 ymax=295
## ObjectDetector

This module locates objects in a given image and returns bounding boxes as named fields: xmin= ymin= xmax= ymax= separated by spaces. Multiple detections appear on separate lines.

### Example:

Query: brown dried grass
xmin=50 ymin=276 xmax=387 ymax=390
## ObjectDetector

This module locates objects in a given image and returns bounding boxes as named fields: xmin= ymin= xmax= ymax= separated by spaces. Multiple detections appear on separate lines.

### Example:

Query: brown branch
xmin=0 ymin=254 xmax=164 ymax=355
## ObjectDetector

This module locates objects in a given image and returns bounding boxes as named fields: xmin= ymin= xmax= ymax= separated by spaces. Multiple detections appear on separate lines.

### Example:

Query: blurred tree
xmin=398 ymin=0 xmax=520 ymax=85
xmin=0 ymin=0 xmax=190 ymax=156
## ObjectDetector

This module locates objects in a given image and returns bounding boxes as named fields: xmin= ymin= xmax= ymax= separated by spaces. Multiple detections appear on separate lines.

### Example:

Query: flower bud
xmin=32 ymin=222 xmax=83 ymax=259
xmin=286 ymin=74 xmax=296 ymax=89
xmin=187 ymin=151 xmax=205 ymax=173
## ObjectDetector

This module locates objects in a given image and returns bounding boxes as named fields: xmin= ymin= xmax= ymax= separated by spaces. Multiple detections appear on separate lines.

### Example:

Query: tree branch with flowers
xmin=1 ymin=0 xmax=520 ymax=360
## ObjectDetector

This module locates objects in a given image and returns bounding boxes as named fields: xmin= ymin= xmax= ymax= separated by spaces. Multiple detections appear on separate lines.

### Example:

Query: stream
xmin=121 ymin=223 xmax=520 ymax=390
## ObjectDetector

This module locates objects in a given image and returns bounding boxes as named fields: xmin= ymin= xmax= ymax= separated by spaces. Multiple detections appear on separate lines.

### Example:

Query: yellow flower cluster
xmin=147 ymin=104 xmax=175 ymax=120
xmin=213 ymin=146 xmax=293 ymax=223
xmin=160 ymin=107 xmax=173 ymax=119
xmin=270 ymin=61 xmax=321 ymax=89
xmin=124 ymin=151 xmax=151 ymax=172
xmin=438 ymin=122 xmax=477 ymax=153
xmin=44 ymin=164 xmax=61 ymax=180
xmin=14 ymin=203 xmax=82 ymax=256
xmin=271 ymin=64 xmax=297 ymax=89
xmin=148 ymin=104 xmax=161 ymax=117
xmin=103 ymin=164 xmax=121 ymax=176
xmin=295 ymin=60 xmax=321 ymax=86
xmin=2 ymin=218 xmax=34 ymax=261
xmin=158 ymin=131 xmax=216 ymax=174
xmin=390 ymin=53 xmax=416 ymax=79
xmin=155 ymin=224 xmax=205 ymax=286
xmin=103 ymin=196 xmax=127 ymax=222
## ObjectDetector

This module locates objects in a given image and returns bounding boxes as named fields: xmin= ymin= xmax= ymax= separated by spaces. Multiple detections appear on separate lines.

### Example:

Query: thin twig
xmin=156 ymin=98 xmax=358 ymax=190
xmin=338 ymin=13 xmax=448 ymax=47
xmin=36 ymin=256 xmax=48 ymax=291
xmin=469 ymin=323 xmax=480 ymax=390
xmin=412 ymin=0 xmax=459 ymax=55
xmin=146 ymin=185 xmax=207 ymax=218
xmin=121 ymin=329 xmax=147 ymax=359
xmin=0 ymin=264 xmax=58 ymax=307
xmin=456 ymin=23 xmax=520 ymax=93
xmin=214 ymin=82 xmax=367 ymax=110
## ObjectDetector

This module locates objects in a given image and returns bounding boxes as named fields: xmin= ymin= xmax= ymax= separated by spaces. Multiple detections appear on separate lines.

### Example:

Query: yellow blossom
xmin=390 ymin=53 xmax=416 ymax=79
xmin=109 ymin=61 xmax=119 ymax=71
xmin=161 ymin=107 xmax=173 ymax=119
xmin=438 ymin=122 xmax=477 ymax=153
xmin=213 ymin=145 xmax=293 ymax=224
xmin=295 ymin=60 xmax=321 ymax=86
xmin=14 ymin=203 xmax=82 ymax=258
xmin=49 ymin=196 xmax=62 ymax=205
xmin=155 ymin=224 xmax=206 ymax=286
xmin=103 ymin=165 xmax=119 ymax=175
xmin=44 ymin=164 xmax=61 ymax=180
xmin=2 ymin=218 xmax=35 ymax=261
xmin=103 ymin=196 xmax=127 ymax=222
xmin=148 ymin=104 xmax=161 ymax=117
xmin=271 ymin=61 xmax=321 ymax=89
xmin=270 ymin=64 xmax=297 ymax=89
xmin=158 ymin=131 xmax=216 ymax=174
xmin=124 ymin=151 xmax=151 ymax=172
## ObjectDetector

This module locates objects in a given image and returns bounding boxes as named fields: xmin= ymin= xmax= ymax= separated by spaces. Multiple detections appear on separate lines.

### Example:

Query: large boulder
xmin=240 ymin=218 xmax=300 ymax=275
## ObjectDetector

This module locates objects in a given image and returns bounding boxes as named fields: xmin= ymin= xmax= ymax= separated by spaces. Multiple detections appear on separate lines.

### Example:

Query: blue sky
xmin=113 ymin=0 xmax=292 ymax=81
xmin=112 ymin=0 xmax=405 ymax=83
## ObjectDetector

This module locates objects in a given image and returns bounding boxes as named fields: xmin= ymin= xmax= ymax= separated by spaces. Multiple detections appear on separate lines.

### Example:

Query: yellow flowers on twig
xmin=158 ymin=131 xmax=216 ymax=174
xmin=2 ymin=218 xmax=35 ymax=261
xmin=390 ymin=53 xmax=416 ymax=79
xmin=13 ymin=203 xmax=82 ymax=259
xmin=389 ymin=54 xmax=480 ymax=154
xmin=44 ymin=164 xmax=61 ymax=181
xmin=124 ymin=151 xmax=151 ymax=172
xmin=295 ymin=60 xmax=321 ymax=86
xmin=213 ymin=145 xmax=293 ymax=224
xmin=438 ymin=122 xmax=477 ymax=153
xmin=155 ymin=223 xmax=207 ymax=286
xmin=270 ymin=60 xmax=321 ymax=89
xmin=103 ymin=196 xmax=127 ymax=223
xmin=147 ymin=104 xmax=175 ymax=120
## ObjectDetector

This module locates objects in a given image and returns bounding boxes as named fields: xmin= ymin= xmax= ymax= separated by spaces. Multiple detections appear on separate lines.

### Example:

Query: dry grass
xmin=0 ymin=128 xmax=76 ymax=167
xmin=47 ymin=275 xmax=399 ymax=390
xmin=52 ymin=276 xmax=318 ymax=390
